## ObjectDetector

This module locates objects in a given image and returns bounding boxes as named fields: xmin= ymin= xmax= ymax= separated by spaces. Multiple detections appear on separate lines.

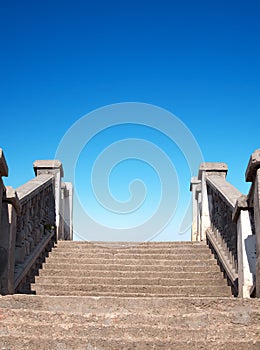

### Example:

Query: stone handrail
xmin=14 ymin=174 xmax=56 ymax=292
xmin=0 ymin=149 xmax=73 ymax=294
xmin=206 ymin=174 xmax=242 ymax=273
xmin=191 ymin=152 xmax=259 ymax=298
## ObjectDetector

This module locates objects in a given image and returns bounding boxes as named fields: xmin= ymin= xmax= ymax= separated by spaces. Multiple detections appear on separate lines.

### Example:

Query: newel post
xmin=0 ymin=149 xmax=8 ymax=222
xmin=0 ymin=187 xmax=21 ymax=294
xmin=0 ymin=149 xmax=8 ymax=293
xmin=190 ymin=177 xmax=201 ymax=241
xmin=0 ymin=149 xmax=21 ymax=294
xmin=198 ymin=163 xmax=228 ymax=241
xmin=33 ymin=160 xmax=64 ymax=240
xmin=245 ymin=149 xmax=260 ymax=297
xmin=61 ymin=182 xmax=73 ymax=240
xmin=233 ymin=196 xmax=255 ymax=298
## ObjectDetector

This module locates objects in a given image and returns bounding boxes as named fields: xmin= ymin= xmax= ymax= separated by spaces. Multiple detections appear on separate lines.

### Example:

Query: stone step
xmin=34 ymin=276 xmax=227 ymax=286
xmin=33 ymin=290 xmax=232 ymax=297
xmin=32 ymin=284 xmax=231 ymax=297
xmin=50 ymin=246 xmax=212 ymax=254
xmin=56 ymin=241 xmax=206 ymax=248
xmin=1 ymin=321 xmax=258 ymax=342
xmin=1 ymin=306 xmax=259 ymax=328
xmin=41 ymin=263 xmax=221 ymax=273
xmin=44 ymin=257 xmax=218 ymax=266
xmin=38 ymin=269 xmax=223 ymax=280
xmin=48 ymin=252 xmax=213 ymax=260
xmin=0 ymin=335 xmax=259 ymax=350
xmin=1 ymin=295 xmax=255 ymax=314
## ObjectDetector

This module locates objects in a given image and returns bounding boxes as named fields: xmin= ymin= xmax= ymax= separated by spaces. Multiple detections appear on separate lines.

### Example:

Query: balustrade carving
xmin=191 ymin=152 xmax=260 ymax=298
xmin=207 ymin=184 xmax=238 ymax=262
xmin=14 ymin=178 xmax=56 ymax=286
xmin=0 ymin=149 xmax=73 ymax=295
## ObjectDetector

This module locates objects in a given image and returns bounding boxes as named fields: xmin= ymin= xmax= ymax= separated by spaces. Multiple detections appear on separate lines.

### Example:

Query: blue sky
xmin=0 ymin=0 xmax=259 ymax=241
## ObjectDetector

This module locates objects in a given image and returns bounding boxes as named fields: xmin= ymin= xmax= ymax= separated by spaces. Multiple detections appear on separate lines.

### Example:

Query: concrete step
xmin=1 ymin=305 xmax=259 ymax=328
xmin=50 ymin=245 xmax=212 ymax=254
xmin=0 ymin=295 xmax=259 ymax=349
xmin=44 ymin=257 xmax=218 ymax=266
xmin=56 ymin=241 xmax=207 ymax=248
xmin=1 ymin=322 xmax=259 ymax=342
xmin=38 ymin=270 xmax=224 ymax=280
xmin=32 ymin=284 xmax=231 ymax=297
xmin=48 ymin=252 xmax=213 ymax=260
xmin=0 ymin=335 xmax=259 ymax=350
xmin=0 ymin=295 xmax=256 ymax=314
xmin=34 ymin=276 xmax=227 ymax=286
xmin=41 ymin=263 xmax=221 ymax=273
xmin=52 ymin=245 xmax=212 ymax=251
xmin=32 ymin=290 xmax=232 ymax=297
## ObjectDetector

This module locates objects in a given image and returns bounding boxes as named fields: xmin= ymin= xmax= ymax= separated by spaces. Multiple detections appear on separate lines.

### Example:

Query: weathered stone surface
xmin=232 ymin=194 xmax=249 ymax=222
xmin=0 ymin=148 xmax=8 ymax=176
xmin=4 ymin=186 xmax=21 ymax=215
xmin=189 ymin=176 xmax=200 ymax=191
xmin=207 ymin=175 xmax=243 ymax=208
xmin=16 ymin=174 xmax=53 ymax=201
xmin=0 ymin=294 xmax=259 ymax=349
xmin=31 ymin=241 xmax=231 ymax=298
xmin=246 ymin=149 xmax=260 ymax=182
xmin=33 ymin=160 xmax=64 ymax=177
xmin=198 ymin=162 xmax=228 ymax=180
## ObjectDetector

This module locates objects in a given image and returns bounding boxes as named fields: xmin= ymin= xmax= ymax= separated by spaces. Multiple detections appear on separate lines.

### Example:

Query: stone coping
xmin=16 ymin=174 xmax=54 ymax=203
xmin=206 ymin=175 xmax=243 ymax=209
xmin=246 ymin=149 xmax=260 ymax=182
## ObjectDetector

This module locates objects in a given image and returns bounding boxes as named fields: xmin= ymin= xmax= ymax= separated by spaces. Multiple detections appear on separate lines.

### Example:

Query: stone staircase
xmin=0 ymin=241 xmax=259 ymax=349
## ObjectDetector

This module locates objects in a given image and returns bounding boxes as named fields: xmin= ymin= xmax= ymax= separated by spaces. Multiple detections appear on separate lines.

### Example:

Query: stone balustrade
xmin=191 ymin=150 xmax=260 ymax=298
xmin=245 ymin=150 xmax=260 ymax=297
xmin=0 ymin=149 xmax=73 ymax=294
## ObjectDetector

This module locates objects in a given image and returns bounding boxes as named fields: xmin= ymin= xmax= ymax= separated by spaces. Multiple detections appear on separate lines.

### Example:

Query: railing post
xmin=0 ymin=187 xmax=21 ymax=294
xmin=195 ymin=183 xmax=202 ymax=241
xmin=190 ymin=177 xmax=201 ymax=241
xmin=61 ymin=182 xmax=73 ymax=240
xmin=0 ymin=149 xmax=22 ymax=294
xmin=0 ymin=149 xmax=8 ymax=225
xmin=0 ymin=149 xmax=9 ymax=293
xmin=233 ymin=196 xmax=255 ymax=298
xmin=198 ymin=162 xmax=228 ymax=241
xmin=246 ymin=149 xmax=260 ymax=297
xmin=33 ymin=160 xmax=64 ymax=240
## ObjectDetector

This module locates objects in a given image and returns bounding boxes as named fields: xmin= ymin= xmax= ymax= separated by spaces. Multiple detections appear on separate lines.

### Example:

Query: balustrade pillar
xmin=0 ymin=149 xmax=8 ymax=227
xmin=190 ymin=177 xmax=201 ymax=241
xmin=33 ymin=160 xmax=64 ymax=240
xmin=0 ymin=187 xmax=20 ymax=294
xmin=198 ymin=163 xmax=228 ymax=241
xmin=0 ymin=149 xmax=22 ymax=294
xmin=246 ymin=149 xmax=260 ymax=297
xmin=233 ymin=196 xmax=255 ymax=298
xmin=61 ymin=182 xmax=73 ymax=240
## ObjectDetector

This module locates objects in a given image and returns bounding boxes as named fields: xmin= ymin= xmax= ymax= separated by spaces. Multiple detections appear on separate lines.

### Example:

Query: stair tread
xmin=1 ymin=307 xmax=259 ymax=326
xmin=0 ymin=335 xmax=259 ymax=350
xmin=4 ymin=240 xmax=255 ymax=348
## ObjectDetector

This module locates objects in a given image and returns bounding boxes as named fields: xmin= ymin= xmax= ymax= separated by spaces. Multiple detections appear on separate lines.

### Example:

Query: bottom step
xmin=0 ymin=336 xmax=259 ymax=350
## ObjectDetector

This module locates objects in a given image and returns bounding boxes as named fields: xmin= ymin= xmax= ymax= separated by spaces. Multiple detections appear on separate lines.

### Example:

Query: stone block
xmin=0 ymin=148 xmax=8 ymax=177
xmin=33 ymin=160 xmax=64 ymax=177
xmin=198 ymin=162 xmax=228 ymax=180
xmin=245 ymin=149 xmax=260 ymax=182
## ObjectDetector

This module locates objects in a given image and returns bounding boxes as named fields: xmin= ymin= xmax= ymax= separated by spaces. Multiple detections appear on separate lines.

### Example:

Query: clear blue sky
xmin=0 ymin=0 xmax=259 ymax=241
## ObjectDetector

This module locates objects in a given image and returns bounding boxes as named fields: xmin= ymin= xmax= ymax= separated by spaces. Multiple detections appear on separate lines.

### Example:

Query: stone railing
xmin=0 ymin=149 xmax=73 ymax=295
xmin=190 ymin=150 xmax=260 ymax=298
